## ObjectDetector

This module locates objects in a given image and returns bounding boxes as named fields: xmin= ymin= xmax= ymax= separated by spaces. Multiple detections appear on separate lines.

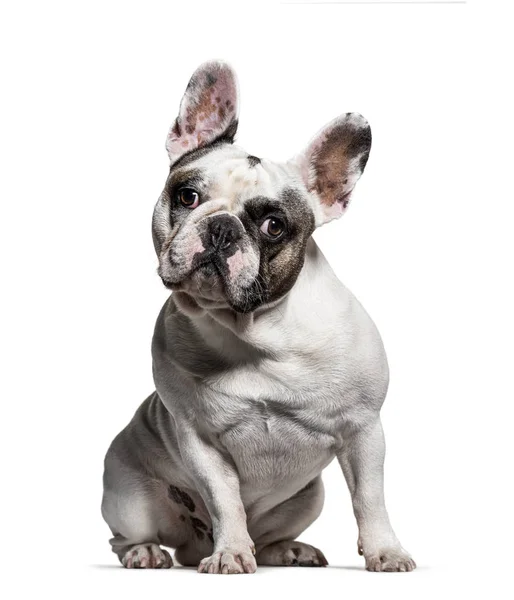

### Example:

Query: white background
xmin=1 ymin=1 xmax=512 ymax=598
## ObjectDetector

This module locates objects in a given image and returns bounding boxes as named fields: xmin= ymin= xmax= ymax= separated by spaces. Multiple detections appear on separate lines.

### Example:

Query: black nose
xmin=209 ymin=215 xmax=241 ymax=251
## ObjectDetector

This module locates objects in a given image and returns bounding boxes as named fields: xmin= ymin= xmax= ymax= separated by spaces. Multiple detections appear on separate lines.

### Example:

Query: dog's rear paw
xmin=365 ymin=547 xmax=416 ymax=572
xmin=121 ymin=543 xmax=173 ymax=568
xmin=257 ymin=540 xmax=328 ymax=567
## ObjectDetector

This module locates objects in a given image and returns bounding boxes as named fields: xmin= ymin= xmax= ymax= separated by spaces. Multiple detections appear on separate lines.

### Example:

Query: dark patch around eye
xmin=254 ymin=187 xmax=315 ymax=305
xmin=267 ymin=245 xmax=285 ymax=262
xmin=279 ymin=188 xmax=315 ymax=233
xmin=243 ymin=196 xmax=288 ymax=223
xmin=167 ymin=168 xmax=204 ymax=195
xmin=227 ymin=187 xmax=316 ymax=313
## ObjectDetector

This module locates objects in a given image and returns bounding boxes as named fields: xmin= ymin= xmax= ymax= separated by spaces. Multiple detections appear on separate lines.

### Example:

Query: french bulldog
xmin=101 ymin=60 xmax=415 ymax=574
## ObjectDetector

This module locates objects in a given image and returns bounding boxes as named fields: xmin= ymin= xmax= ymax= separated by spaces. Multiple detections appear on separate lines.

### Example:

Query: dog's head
xmin=153 ymin=61 xmax=371 ymax=313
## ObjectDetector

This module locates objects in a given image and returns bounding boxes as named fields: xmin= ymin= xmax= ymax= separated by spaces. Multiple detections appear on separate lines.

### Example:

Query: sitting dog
xmin=102 ymin=60 xmax=416 ymax=574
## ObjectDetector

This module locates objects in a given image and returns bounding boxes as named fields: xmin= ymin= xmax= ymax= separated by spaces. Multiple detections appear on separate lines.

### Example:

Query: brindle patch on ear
xmin=166 ymin=61 xmax=239 ymax=165
xmin=311 ymin=117 xmax=371 ymax=209
xmin=179 ymin=71 xmax=237 ymax=142
xmin=295 ymin=112 xmax=371 ymax=224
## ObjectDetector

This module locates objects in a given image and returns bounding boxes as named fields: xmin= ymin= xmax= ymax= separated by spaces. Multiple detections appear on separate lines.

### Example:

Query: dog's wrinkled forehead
xmin=170 ymin=144 xmax=308 ymax=212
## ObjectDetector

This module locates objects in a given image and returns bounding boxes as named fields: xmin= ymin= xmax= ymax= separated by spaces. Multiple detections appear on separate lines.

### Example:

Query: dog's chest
xmin=219 ymin=400 xmax=337 ymax=487
xmin=199 ymin=357 xmax=350 ymax=488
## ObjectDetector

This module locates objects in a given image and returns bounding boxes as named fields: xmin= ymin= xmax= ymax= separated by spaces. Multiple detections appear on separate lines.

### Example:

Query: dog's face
xmin=153 ymin=61 xmax=371 ymax=313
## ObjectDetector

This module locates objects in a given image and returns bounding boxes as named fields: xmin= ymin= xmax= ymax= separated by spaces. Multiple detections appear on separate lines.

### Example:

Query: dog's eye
xmin=177 ymin=188 xmax=200 ymax=208
xmin=260 ymin=217 xmax=285 ymax=239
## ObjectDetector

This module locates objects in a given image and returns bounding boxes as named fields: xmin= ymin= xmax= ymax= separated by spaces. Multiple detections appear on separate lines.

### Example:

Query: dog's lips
xmin=192 ymin=256 xmax=218 ymax=276
xmin=161 ymin=255 xmax=223 ymax=290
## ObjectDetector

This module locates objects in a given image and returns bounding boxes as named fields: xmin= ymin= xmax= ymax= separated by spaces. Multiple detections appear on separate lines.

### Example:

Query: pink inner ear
xmin=166 ymin=63 xmax=238 ymax=162
xmin=296 ymin=113 xmax=371 ymax=225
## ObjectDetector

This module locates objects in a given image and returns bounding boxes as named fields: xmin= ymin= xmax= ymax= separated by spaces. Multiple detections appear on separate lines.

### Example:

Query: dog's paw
xmin=257 ymin=540 xmax=328 ymax=567
xmin=198 ymin=548 xmax=257 ymax=574
xmin=121 ymin=543 xmax=173 ymax=568
xmin=364 ymin=547 xmax=416 ymax=572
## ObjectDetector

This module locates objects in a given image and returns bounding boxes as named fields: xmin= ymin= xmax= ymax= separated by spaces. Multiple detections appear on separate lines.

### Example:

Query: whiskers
xmin=239 ymin=272 xmax=267 ymax=313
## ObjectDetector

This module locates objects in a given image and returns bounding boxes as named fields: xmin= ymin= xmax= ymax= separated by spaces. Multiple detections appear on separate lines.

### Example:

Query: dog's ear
xmin=166 ymin=61 xmax=239 ymax=165
xmin=292 ymin=113 xmax=372 ymax=226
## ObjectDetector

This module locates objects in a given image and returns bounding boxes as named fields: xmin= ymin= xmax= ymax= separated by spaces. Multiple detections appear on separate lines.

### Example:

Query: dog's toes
xmin=364 ymin=547 xmax=416 ymax=573
xmin=121 ymin=544 xmax=173 ymax=569
xmin=257 ymin=540 xmax=328 ymax=567
xmin=198 ymin=549 xmax=256 ymax=574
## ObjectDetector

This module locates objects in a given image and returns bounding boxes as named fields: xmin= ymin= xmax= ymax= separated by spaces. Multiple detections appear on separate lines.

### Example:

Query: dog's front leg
xmin=337 ymin=417 xmax=416 ymax=572
xmin=178 ymin=423 xmax=256 ymax=574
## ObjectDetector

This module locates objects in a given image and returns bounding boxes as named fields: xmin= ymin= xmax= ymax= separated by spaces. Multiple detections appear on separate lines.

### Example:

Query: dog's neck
xmin=173 ymin=285 xmax=294 ymax=360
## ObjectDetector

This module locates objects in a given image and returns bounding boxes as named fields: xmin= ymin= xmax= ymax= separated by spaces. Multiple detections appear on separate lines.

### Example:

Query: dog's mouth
xmin=161 ymin=257 xmax=267 ymax=314
xmin=160 ymin=254 xmax=225 ymax=295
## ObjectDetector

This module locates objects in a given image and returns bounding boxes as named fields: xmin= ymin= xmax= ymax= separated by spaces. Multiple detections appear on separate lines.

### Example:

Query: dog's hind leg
xmin=101 ymin=437 xmax=194 ymax=569
xmin=251 ymin=476 xmax=328 ymax=567
xmin=102 ymin=473 xmax=183 ymax=568
xmin=102 ymin=490 xmax=169 ymax=567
